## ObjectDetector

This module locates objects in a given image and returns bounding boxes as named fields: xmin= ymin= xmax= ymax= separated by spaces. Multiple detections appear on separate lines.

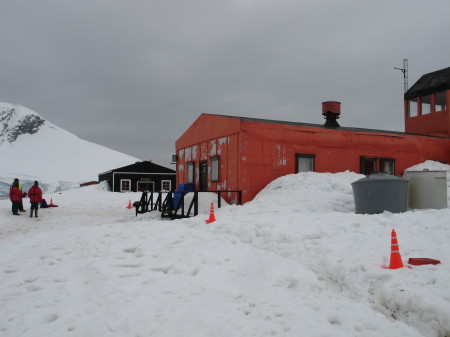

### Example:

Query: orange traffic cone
xmin=205 ymin=202 xmax=216 ymax=224
xmin=49 ymin=198 xmax=54 ymax=207
xmin=126 ymin=200 xmax=132 ymax=209
xmin=389 ymin=229 xmax=404 ymax=269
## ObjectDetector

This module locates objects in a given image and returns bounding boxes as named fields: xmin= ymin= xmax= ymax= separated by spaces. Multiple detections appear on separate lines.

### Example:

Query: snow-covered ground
xmin=1 ymin=165 xmax=450 ymax=337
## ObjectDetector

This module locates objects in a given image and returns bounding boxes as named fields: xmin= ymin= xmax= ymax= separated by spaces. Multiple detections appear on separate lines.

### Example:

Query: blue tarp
xmin=173 ymin=183 xmax=194 ymax=209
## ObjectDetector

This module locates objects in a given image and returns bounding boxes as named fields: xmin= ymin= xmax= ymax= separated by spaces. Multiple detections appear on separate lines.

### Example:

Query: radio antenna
xmin=394 ymin=59 xmax=408 ymax=93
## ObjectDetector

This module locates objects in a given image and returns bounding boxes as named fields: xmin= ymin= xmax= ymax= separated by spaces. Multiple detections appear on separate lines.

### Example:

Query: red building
xmin=175 ymin=67 xmax=450 ymax=204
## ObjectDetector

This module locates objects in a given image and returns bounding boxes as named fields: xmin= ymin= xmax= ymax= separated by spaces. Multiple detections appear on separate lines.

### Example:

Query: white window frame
xmin=120 ymin=179 xmax=131 ymax=192
xmin=161 ymin=180 xmax=171 ymax=192
xmin=187 ymin=162 xmax=195 ymax=184
xmin=211 ymin=156 xmax=219 ymax=182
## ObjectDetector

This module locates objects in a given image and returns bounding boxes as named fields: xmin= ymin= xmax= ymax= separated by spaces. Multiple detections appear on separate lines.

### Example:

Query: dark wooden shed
xmin=99 ymin=161 xmax=176 ymax=193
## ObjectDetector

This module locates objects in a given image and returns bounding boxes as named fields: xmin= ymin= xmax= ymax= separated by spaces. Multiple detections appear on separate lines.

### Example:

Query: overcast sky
xmin=1 ymin=0 xmax=450 ymax=167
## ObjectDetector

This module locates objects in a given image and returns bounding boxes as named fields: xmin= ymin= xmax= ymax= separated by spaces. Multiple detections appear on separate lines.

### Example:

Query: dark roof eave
xmin=404 ymin=66 xmax=450 ymax=100
xmin=210 ymin=114 xmax=448 ymax=139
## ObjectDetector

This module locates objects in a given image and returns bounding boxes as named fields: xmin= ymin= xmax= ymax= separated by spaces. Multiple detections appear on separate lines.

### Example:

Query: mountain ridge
xmin=0 ymin=102 xmax=141 ymax=197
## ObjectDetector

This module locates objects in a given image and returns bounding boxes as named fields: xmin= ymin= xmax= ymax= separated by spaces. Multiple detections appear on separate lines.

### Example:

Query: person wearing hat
xmin=28 ymin=181 xmax=43 ymax=218
xmin=9 ymin=179 xmax=26 ymax=215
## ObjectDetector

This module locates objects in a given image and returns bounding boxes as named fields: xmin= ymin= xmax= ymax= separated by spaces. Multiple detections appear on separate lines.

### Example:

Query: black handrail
xmin=133 ymin=190 xmax=242 ymax=219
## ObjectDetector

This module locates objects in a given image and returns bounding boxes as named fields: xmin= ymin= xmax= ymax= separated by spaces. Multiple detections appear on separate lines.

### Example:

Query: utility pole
xmin=394 ymin=59 xmax=408 ymax=93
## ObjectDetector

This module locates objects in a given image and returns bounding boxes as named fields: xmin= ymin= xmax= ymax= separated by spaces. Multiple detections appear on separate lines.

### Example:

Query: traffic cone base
xmin=205 ymin=202 xmax=216 ymax=224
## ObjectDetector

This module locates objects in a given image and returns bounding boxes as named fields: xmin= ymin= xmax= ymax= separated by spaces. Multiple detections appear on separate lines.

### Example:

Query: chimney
xmin=322 ymin=101 xmax=341 ymax=128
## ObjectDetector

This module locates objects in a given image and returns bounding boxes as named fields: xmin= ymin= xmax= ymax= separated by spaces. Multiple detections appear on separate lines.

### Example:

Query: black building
xmin=99 ymin=161 xmax=176 ymax=192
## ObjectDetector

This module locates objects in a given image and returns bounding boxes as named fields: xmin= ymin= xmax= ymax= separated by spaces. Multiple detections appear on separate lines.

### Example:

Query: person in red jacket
xmin=9 ymin=180 xmax=26 ymax=215
xmin=28 ymin=181 xmax=43 ymax=218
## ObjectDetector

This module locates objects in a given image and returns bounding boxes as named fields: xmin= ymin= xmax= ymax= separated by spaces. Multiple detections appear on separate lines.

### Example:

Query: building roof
xmin=210 ymin=114 xmax=446 ymax=139
xmin=99 ymin=161 xmax=175 ymax=176
xmin=404 ymin=66 xmax=450 ymax=100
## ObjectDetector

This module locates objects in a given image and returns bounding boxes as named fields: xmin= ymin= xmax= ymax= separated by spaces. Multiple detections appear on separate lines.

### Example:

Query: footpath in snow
xmin=1 ymin=165 xmax=450 ymax=337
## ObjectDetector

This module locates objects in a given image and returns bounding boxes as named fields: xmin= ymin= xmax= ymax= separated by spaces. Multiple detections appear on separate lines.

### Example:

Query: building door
xmin=199 ymin=161 xmax=207 ymax=191
xmin=137 ymin=181 xmax=154 ymax=192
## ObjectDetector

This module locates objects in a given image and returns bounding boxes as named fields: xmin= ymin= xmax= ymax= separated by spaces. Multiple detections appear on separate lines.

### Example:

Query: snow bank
xmin=1 ymin=167 xmax=450 ymax=337
xmin=405 ymin=160 xmax=450 ymax=172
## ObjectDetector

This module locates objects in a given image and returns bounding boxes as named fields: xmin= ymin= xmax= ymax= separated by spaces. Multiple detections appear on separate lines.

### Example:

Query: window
xmin=360 ymin=157 xmax=377 ymax=176
xmin=421 ymin=95 xmax=431 ymax=115
xmin=199 ymin=161 xmax=207 ymax=191
xmin=120 ymin=179 xmax=131 ymax=192
xmin=435 ymin=91 xmax=447 ymax=112
xmin=360 ymin=157 xmax=395 ymax=175
xmin=296 ymin=154 xmax=315 ymax=173
xmin=380 ymin=158 xmax=395 ymax=175
xmin=408 ymin=98 xmax=418 ymax=117
xmin=187 ymin=162 xmax=195 ymax=184
xmin=137 ymin=181 xmax=154 ymax=192
xmin=161 ymin=180 xmax=171 ymax=191
xmin=211 ymin=156 xmax=219 ymax=182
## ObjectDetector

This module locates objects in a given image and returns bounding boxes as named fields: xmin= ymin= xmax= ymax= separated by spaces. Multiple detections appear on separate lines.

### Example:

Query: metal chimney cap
xmin=322 ymin=101 xmax=341 ymax=115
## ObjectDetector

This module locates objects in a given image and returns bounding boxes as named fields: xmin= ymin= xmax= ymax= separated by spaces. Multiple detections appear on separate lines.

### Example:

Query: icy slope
xmin=0 ymin=102 xmax=140 ymax=196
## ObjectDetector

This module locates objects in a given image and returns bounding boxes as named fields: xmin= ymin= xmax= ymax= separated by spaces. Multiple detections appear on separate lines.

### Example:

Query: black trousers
xmin=11 ymin=201 xmax=20 ymax=215
xmin=30 ymin=202 xmax=39 ymax=217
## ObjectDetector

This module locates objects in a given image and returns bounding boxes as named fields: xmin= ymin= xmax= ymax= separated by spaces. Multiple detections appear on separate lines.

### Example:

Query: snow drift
xmin=1 ymin=162 xmax=450 ymax=337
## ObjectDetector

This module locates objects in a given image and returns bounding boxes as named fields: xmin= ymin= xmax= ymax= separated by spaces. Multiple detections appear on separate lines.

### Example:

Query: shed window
xmin=296 ymin=154 xmax=315 ymax=173
xmin=421 ymin=95 xmax=431 ymax=115
xmin=211 ymin=156 xmax=219 ymax=182
xmin=187 ymin=162 xmax=195 ymax=184
xmin=435 ymin=91 xmax=447 ymax=112
xmin=408 ymin=98 xmax=418 ymax=117
xmin=120 ymin=179 xmax=131 ymax=192
xmin=161 ymin=180 xmax=171 ymax=191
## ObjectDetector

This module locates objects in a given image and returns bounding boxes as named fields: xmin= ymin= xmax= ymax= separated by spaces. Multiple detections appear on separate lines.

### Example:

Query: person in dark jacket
xmin=9 ymin=180 xmax=26 ymax=215
xmin=28 ymin=181 xmax=43 ymax=218
xmin=18 ymin=180 xmax=26 ymax=212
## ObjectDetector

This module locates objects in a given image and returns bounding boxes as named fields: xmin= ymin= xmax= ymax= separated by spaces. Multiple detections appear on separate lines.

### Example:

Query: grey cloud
xmin=1 ymin=0 xmax=450 ymax=166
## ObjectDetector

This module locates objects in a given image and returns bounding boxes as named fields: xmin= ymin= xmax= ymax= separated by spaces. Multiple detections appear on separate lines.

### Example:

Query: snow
xmin=1 ymin=163 xmax=450 ymax=337
xmin=0 ymin=102 xmax=140 ymax=184
xmin=405 ymin=160 xmax=450 ymax=172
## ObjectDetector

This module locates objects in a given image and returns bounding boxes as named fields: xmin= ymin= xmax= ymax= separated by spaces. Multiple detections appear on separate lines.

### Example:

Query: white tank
xmin=404 ymin=170 xmax=448 ymax=209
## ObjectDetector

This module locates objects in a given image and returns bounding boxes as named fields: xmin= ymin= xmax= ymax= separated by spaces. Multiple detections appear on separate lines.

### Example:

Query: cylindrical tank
xmin=351 ymin=173 xmax=409 ymax=214
xmin=403 ymin=170 xmax=447 ymax=209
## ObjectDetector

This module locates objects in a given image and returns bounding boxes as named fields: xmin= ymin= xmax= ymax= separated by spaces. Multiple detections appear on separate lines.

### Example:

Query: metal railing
xmin=134 ymin=190 xmax=242 ymax=219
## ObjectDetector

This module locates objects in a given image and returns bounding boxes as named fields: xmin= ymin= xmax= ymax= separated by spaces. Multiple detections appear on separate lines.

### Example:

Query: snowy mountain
xmin=0 ymin=102 xmax=140 ymax=197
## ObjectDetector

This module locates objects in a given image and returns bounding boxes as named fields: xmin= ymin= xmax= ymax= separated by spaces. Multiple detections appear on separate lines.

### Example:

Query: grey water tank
xmin=351 ymin=173 xmax=409 ymax=214
xmin=403 ymin=170 xmax=447 ymax=209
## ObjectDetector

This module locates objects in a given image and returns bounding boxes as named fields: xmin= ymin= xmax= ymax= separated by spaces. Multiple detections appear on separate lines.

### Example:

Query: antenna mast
xmin=394 ymin=59 xmax=408 ymax=93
